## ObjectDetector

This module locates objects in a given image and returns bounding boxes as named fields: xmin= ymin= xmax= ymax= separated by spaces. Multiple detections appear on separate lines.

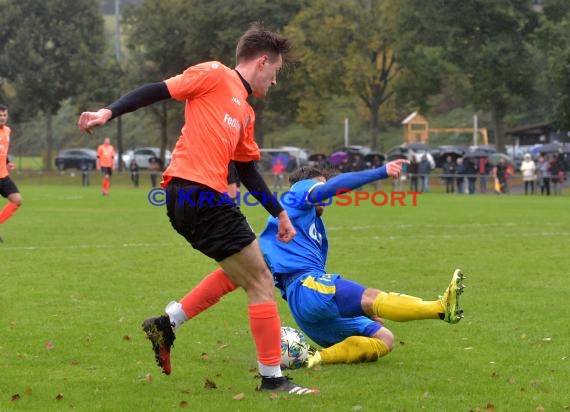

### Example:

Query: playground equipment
xmin=402 ymin=112 xmax=488 ymax=145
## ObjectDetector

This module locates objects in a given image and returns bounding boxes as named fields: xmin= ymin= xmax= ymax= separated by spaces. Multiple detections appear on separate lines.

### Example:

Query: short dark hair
xmin=288 ymin=166 xmax=335 ymax=185
xmin=0 ymin=104 xmax=8 ymax=111
xmin=236 ymin=21 xmax=292 ymax=65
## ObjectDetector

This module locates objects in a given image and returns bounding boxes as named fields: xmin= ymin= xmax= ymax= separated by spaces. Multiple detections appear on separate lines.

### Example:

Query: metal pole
xmin=473 ymin=113 xmax=478 ymax=147
xmin=115 ymin=0 xmax=124 ymax=171
xmin=344 ymin=118 xmax=349 ymax=147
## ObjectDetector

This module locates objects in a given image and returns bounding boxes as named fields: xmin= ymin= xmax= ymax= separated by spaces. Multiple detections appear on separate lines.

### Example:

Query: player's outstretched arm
xmin=78 ymin=82 xmax=171 ymax=134
xmin=307 ymin=159 xmax=410 ymax=204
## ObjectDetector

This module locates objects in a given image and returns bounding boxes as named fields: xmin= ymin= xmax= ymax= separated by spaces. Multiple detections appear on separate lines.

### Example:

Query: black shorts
xmin=101 ymin=167 xmax=113 ymax=176
xmin=0 ymin=176 xmax=20 ymax=198
xmin=166 ymin=178 xmax=256 ymax=261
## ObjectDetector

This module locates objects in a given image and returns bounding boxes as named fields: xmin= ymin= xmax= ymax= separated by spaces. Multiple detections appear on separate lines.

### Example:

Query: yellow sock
xmin=372 ymin=291 xmax=442 ymax=322
xmin=320 ymin=336 xmax=390 ymax=364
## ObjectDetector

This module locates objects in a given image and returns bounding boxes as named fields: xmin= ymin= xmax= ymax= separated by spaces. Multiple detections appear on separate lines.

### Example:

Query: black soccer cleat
xmin=259 ymin=376 xmax=319 ymax=395
xmin=142 ymin=315 xmax=176 ymax=375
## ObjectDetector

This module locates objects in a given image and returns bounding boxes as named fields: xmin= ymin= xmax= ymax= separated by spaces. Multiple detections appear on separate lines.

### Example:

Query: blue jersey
xmin=259 ymin=179 xmax=328 ymax=282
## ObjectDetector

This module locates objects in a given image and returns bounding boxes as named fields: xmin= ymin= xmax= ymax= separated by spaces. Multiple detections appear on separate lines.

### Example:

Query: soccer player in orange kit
xmin=0 ymin=104 xmax=23 ymax=242
xmin=77 ymin=22 xmax=317 ymax=394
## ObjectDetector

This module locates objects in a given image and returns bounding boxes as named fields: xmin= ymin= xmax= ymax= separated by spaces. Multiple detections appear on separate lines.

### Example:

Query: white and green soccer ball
xmin=280 ymin=326 xmax=309 ymax=369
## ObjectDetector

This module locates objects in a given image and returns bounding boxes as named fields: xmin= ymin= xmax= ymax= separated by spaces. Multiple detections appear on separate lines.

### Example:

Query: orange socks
xmin=102 ymin=177 xmax=110 ymax=194
xmin=179 ymin=268 xmax=237 ymax=319
xmin=248 ymin=301 xmax=282 ymax=367
xmin=0 ymin=202 xmax=19 ymax=224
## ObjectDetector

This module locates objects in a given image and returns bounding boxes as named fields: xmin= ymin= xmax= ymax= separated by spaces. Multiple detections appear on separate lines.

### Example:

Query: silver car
xmin=122 ymin=147 xmax=172 ymax=169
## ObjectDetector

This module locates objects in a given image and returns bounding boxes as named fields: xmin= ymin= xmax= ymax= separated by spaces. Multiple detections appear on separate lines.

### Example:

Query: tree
xmin=122 ymin=0 xmax=304 ymax=150
xmin=285 ymin=0 xmax=400 ymax=150
xmin=532 ymin=0 xmax=570 ymax=130
xmin=396 ymin=0 xmax=539 ymax=153
xmin=0 ymin=0 xmax=107 ymax=169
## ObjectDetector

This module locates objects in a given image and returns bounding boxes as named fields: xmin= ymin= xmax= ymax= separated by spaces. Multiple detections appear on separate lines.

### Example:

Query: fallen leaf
xmin=270 ymin=392 xmax=279 ymax=400
xmin=179 ymin=400 xmax=189 ymax=408
xmin=144 ymin=373 xmax=153 ymax=382
xmin=181 ymin=388 xmax=192 ymax=394
xmin=201 ymin=352 xmax=209 ymax=360
xmin=24 ymin=387 xmax=32 ymax=396
xmin=536 ymin=406 xmax=545 ymax=412
xmin=217 ymin=344 xmax=229 ymax=350
xmin=507 ymin=377 xmax=516 ymax=385
xmin=71 ymin=360 xmax=80 ymax=366
xmin=122 ymin=335 xmax=131 ymax=341
xmin=55 ymin=393 xmax=64 ymax=401
xmin=486 ymin=402 xmax=496 ymax=411
xmin=204 ymin=378 xmax=217 ymax=389
xmin=233 ymin=392 xmax=245 ymax=400
xmin=11 ymin=394 xmax=20 ymax=402
xmin=491 ymin=372 xmax=500 ymax=380
xmin=45 ymin=341 xmax=55 ymax=350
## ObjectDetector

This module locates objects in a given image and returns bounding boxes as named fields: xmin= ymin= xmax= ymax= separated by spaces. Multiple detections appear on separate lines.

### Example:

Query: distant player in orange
xmin=96 ymin=137 xmax=116 ymax=196
xmin=0 ymin=104 xmax=23 ymax=243
xmin=77 ymin=22 xmax=317 ymax=394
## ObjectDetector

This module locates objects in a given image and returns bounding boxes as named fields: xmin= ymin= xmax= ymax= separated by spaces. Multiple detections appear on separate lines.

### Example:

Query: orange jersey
xmin=97 ymin=143 xmax=116 ymax=168
xmin=0 ymin=125 xmax=12 ymax=178
xmin=163 ymin=61 xmax=259 ymax=193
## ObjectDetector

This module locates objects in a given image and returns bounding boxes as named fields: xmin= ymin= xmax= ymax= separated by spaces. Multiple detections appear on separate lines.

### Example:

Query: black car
xmin=54 ymin=148 xmax=97 ymax=171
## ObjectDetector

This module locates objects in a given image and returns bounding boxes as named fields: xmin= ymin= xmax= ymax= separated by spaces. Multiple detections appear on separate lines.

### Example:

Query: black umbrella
xmin=387 ymin=153 xmax=409 ymax=161
xmin=387 ymin=146 xmax=408 ymax=158
xmin=406 ymin=142 xmax=430 ymax=151
xmin=364 ymin=152 xmax=386 ymax=163
xmin=463 ymin=149 xmax=491 ymax=159
xmin=537 ymin=143 xmax=562 ymax=154
xmin=308 ymin=153 xmax=327 ymax=162
xmin=487 ymin=153 xmax=515 ymax=166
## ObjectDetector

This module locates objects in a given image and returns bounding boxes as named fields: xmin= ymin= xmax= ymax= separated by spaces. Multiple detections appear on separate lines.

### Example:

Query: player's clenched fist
xmin=77 ymin=108 xmax=113 ymax=134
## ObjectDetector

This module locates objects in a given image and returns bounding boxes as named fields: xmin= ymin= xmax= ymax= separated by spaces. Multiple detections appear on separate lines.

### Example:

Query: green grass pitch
xmin=1 ymin=180 xmax=568 ymax=411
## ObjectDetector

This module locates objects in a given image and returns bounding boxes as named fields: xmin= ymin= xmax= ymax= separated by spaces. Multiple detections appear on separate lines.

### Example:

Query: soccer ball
xmin=280 ymin=326 xmax=309 ymax=369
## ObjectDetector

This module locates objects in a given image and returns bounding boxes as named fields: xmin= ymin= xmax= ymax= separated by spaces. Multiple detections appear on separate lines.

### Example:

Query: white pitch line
xmin=0 ymin=242 xmax=179 ymax=251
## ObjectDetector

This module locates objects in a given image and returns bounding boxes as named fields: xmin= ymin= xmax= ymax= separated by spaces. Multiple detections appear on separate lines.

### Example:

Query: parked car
xmin=122 ymin=147 xmax=172 ymax=169
xmin=54 ymin=148 xmax=97 ymax=171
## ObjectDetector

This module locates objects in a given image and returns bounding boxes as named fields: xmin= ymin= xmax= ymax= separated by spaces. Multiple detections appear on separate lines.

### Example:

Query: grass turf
xmin=0 ymin=181 xmax=569 ymax=411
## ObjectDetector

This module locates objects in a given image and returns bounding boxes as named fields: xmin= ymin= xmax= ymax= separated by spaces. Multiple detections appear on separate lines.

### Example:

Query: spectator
xmin=408 ymin=155 xmax=419 ymax=192
xmin=537 ymin=155 xmax=550 ymax=196
xmin=464 ymin=157 xmax=478 ymax=195
xmin=520 ymin=153 xmax=536 ymax=195
xmin=272 ymin=157 xmax=286 ymax=190
xmin=478 ymin=157 xmax=489 ymax=193
xmin=455 ymin=158 xmax=466 ymax=194
xmin=130 ymin=158 xmax=140 ymax=188
xmin=493 ymin=158 xmax=509 ymax=195
xmin=442 ymin=155 xmax=456 ymax=193
xmin=418 ymin=154 xmax=433 ymax=192
xmin=550 ymin=154 xmax=564 ymax=196
xmin=79 ymin=159 xmax=91 ymax=187
xmin=148 ymin=155 xmax=163 ymax=188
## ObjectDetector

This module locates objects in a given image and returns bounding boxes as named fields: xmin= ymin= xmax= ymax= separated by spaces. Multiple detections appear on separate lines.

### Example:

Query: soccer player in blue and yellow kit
xmin=156 ymin=160 xmax=465 ymax=370
xmin=259 ymin=160 xmax=465 ymax=367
